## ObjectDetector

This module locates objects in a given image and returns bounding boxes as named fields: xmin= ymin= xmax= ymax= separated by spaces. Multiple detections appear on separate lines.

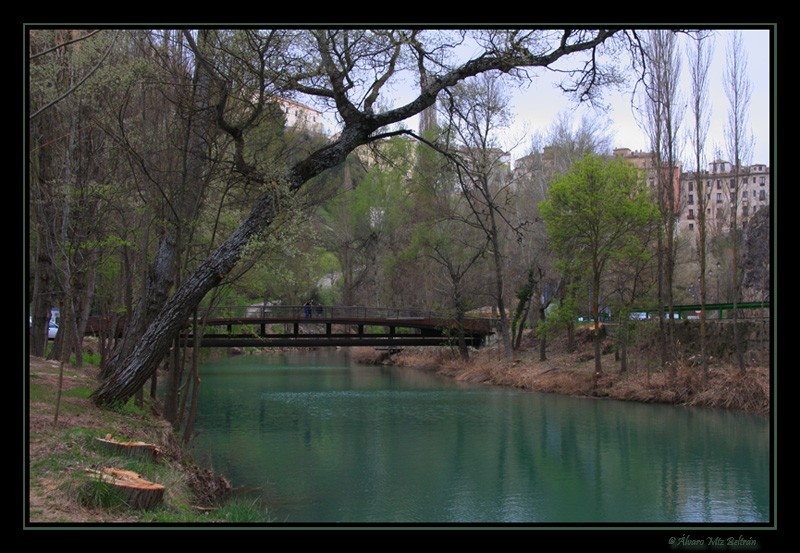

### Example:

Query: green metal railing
xmin=629 ymin=301 xmax=769 ymax=320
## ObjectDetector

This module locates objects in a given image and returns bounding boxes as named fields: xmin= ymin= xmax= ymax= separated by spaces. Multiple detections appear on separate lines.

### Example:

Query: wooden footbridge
xmin=180 ymin=305 xmax=496 ymax=349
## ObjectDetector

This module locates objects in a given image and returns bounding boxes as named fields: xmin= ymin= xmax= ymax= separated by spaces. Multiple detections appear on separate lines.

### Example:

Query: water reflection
xmin=191 ymin=352 xmax=770 ymax=524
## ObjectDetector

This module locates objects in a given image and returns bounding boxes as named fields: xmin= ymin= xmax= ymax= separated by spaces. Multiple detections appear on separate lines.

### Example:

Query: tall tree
xmin=512 ymin=112 xmax=615 ymax=359
xmin=28 ymin=29 xmax=118 ymax=365
xmin=637 ymin=29 xmax=684 ymax=374
xmin=318 ymin=137 xmax=413 ymax=307
xmin=441 ymin=71 xmax=518 ymax=360
xmin=407 ymin=141 xmax=489 ymax=359
xmin=540 ymin=154 xmax=658 ymax=378
xmin=89 ymin=28 xmax=629 ymax=406
xmin=687 ymin=32 xmax=714 ymax=379
xmin=723 ymin=30 xmax=754 ymax=375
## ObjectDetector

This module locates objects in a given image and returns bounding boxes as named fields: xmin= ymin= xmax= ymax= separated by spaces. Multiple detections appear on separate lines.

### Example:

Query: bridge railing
xmin=199 ymin=305 xmax=463 ymax=322
xmin=626 ymin=301 xmax=769 ymax=321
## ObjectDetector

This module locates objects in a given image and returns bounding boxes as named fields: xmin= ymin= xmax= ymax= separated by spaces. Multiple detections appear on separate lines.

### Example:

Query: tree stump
xmin=95 ymin=435 xmax=162 ymax=462
xmin=85 ymin=467 xmax=166 ymax=510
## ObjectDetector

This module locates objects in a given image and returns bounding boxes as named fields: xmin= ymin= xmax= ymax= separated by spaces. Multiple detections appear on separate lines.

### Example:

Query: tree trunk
xmin=29 ymin=106 xmax=59 ymax=358
xmin=538 ymin=306 xmax=548 ymax=361
xmin=94 ymin=436 xmax=161 ymax=462
xmin=84 ymin=468 xmax=165 ymax=510
xmin=592 ymin=271 xmax=603 ymax=375
xmin=489 ymin=223 xmax=513 ymax=360
xmin=182 ymin=313 xmax=204 ymax=444
xmin=92 ymin=122 xmax=383 ymax=406
xmin=101 ymin=228 xmax=178 ymax=380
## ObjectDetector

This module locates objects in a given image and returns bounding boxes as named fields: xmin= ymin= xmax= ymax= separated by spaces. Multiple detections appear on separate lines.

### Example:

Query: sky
xmin=504 ymin=28 xmax=773 ymax=167
xmin=314 ymin=28 xmax=773 ymax=169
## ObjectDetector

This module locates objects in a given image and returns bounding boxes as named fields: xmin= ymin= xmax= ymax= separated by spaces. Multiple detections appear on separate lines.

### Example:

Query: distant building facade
xmin=612 ymin=147 xmax=770 ymax=236
xmin=613 ymin=147 xmax=682 ymax=213
xmin=275 ymin=97 xmax=325 ymax=134
xmin=678 ymin=160 xmax=770 ymax=235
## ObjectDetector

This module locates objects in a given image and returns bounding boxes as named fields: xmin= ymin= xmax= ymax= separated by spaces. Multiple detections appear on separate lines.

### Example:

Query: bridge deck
xmin=184 ymin=308 xmax=495 ymax=348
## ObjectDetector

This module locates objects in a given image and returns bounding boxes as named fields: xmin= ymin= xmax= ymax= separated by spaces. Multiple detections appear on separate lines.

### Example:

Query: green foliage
xmin=70 ymin=351 xmax=102 ymax=367
xmin=540 ymin=154 xmax=658 ymax=303
xmin=536 ymin=292 xmax=579 ymax=341
xmin=62 ymin=386 xmax=94 ymax=399
xmin=77 ymin=478 xmax=128 ymax=511
xmin=541 ymin=155 xmax=655 ymax=259
xmin=107 ymin=396 xmax=148 ymax=417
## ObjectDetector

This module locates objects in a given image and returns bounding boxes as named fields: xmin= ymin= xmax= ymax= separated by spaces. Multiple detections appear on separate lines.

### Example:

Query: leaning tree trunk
xmin=92 ymin=124 xmax=373 ymax=406
xmin=100 ymin=232 xmax=177 ymax=380
xmin=90 ymin=196 xmax=275 ymax=404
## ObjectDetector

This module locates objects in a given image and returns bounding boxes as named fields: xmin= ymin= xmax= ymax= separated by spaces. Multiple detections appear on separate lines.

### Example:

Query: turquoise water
xmin=190 ymin=351 xmax=771 ymax=525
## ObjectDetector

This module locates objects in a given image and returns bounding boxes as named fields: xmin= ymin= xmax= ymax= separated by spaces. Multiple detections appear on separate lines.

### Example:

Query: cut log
xmin=85 ymin=467 xmax=166 ymax=510
xmin=95 ymin=435 xmax=162 ymax=462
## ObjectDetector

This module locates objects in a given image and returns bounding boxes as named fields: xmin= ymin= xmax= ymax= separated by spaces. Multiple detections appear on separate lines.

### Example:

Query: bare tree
xmin=90 ymin=28 xmax=629 ymax=406
xmin=441 ymin=71 xmax=519 ymax=360
xmin=687 ymin=31 xmax=714 ymax=379
xmin=636 ymin=29 xmax=685 ymax=374
xmin=28 ymin=30 xmax=116 ymax=365
xmin=723 ymin=31 xmax=755 ymax=374
xmin=409 ymin=143 xmax=490 ymax=359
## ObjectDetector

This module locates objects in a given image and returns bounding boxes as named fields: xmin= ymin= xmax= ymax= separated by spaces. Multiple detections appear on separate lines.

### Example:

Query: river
xmin=189 ymin=350 xmax=770 ymax=526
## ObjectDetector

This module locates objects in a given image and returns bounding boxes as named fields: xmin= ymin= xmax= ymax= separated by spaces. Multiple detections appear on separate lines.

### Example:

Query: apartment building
xmin=613 ymin=148 xmax=770 ymax=236
xmin=613 ymin=148 xmax=682 ymax=213
xmin=678 ymin=160 xmax=770 ymax=235
xmin=275 ymin=96 xmax=325 ymax=135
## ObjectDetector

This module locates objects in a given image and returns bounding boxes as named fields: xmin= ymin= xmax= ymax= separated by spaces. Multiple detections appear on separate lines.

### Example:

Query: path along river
xmin=189 ymin=350 xmax=770 ymax=525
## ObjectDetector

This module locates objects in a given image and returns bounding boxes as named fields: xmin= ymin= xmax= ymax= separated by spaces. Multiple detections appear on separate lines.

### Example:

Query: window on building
xmin=759 ymin=190 xmax=766 ymax=201
xmin=688 ymin=209 xmax=694 ymax=219
xmin=688 ymin=194 xmax=694 ymax=205
xmin=760 ymin=177 xmax=766 ymax=185
xmin=688 ymin=181 xmax=694 ymax=191
xmin=730 ymin=178 xmax=735 ymax=188
xmin=717 ymin=193 xmax=722 ymax=202
xmin=716 ymin=180 xmax=721 ymax=189
xmin=743 ymin=205 xmax=749 ymax=216
xmin=689 ymin=223 xmax=694 ymax=231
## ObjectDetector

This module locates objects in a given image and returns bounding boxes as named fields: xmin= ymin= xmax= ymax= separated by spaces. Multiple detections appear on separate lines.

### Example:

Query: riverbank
xmin=26 ymin=326 xmax=769 ymax=525
xmin=356 ymin=327 xmax=770 ymax=415
xmin=26 ymin=355 xmax=257 ymax=525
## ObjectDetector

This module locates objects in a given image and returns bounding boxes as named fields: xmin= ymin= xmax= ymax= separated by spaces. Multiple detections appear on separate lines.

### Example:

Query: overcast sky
xmin=505 ymin=28 xmax=772 ymax=168
xmin=315 ymin=28 xmax=773 ymax=169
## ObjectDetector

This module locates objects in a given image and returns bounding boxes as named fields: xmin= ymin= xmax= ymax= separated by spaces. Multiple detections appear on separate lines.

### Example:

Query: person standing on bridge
xmin=304 ymin=300 xmax=312 ymax=319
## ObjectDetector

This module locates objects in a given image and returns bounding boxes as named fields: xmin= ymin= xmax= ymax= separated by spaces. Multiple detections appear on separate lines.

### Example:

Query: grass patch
xmin=211 ymin=497 xmax=273 ymax=523
xmin=62 ymin=386 xmax=93 ymax=399
xmin=77 ymin=476 xmax=129 ymax=511
xmin=29 ymin=381 xmax=51 ymax=402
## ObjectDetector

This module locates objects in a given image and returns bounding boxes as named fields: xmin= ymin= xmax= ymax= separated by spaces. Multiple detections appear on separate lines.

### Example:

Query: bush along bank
xmin=379 ymin=322 xmax=770 ymax=415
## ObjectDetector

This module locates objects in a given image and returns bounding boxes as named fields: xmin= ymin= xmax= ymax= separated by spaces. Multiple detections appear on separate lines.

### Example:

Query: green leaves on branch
xmin=540 ymin=153 xmax=658 ymax=270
